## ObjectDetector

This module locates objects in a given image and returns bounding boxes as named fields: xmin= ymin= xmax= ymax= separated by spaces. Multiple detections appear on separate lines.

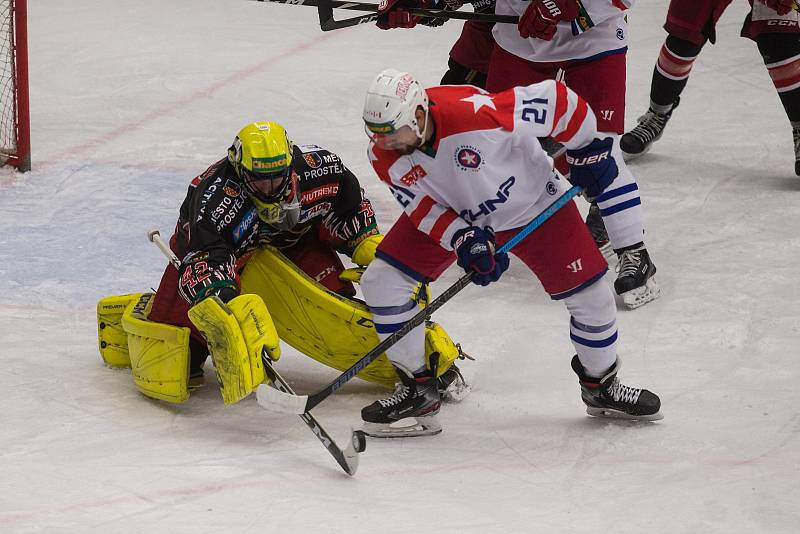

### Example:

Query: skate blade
xmin=620 ymin=277 xmax=661 ymax=310
xmin=586 ymin=406 xmax=664 ymax=421
xmin=621 ymin=143 xmax=653 ymax=163
xmin=361 ymin=416 xmax=442 ymax=438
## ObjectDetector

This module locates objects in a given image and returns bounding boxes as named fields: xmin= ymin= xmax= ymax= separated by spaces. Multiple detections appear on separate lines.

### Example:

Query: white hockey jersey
xmin=367 ymin=81 xmax=600 ymax=250
xmin=493 ymin=0 xmax=633 ymax=63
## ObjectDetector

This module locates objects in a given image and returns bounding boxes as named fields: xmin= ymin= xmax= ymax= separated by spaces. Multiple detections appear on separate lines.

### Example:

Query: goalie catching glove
xmin=451 ymin=226 xmax=509 ymax=286
xmin=188 ymin=293 xmax=280 ymax=405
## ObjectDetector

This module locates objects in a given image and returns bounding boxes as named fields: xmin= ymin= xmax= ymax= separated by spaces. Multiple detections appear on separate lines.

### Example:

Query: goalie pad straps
xmin=188 ymin=294 xmax=280 ymax=404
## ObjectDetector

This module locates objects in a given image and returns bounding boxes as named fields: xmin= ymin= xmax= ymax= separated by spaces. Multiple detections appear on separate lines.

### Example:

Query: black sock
xmin=757 ymin=33 xmax=800 ymax=124
xmin=649 ymin=35 xmax=705 ymax=112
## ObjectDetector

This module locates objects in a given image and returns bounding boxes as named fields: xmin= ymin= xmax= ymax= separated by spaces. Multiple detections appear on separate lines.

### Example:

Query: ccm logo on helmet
xmin=566 ymin=151 xmax=610 ymax=166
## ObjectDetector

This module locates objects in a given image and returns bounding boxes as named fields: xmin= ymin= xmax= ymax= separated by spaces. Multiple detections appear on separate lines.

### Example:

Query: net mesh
xmin=0 ymin=0 xmax=17 ymax=159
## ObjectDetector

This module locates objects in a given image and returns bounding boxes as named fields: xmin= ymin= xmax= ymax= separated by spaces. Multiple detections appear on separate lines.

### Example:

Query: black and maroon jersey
xmin=172 ymin=144 xmax=379 ymax=304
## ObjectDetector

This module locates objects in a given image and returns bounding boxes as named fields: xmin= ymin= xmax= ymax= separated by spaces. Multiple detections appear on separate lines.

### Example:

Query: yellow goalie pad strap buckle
xmin=97 ymin=293 xmax=144 ymax=368
xmin=188 ymin=294 xmax=278 ymax=405
xmin=121 ymin=293 xmax=192 ymax=404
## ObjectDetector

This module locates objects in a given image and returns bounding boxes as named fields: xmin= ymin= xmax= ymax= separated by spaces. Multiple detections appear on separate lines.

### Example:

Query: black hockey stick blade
xmin=258 ymin=349 xmax=366 ymax=476
xmin=257 ymin=185 xmax=582 ymax=415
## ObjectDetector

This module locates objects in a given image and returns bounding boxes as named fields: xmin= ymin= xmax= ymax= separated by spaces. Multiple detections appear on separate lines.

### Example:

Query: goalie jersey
xmin=367 ymin=81 xmax=600 ymax=250
xmin=173 ymin=144 xmax=378 ymax=303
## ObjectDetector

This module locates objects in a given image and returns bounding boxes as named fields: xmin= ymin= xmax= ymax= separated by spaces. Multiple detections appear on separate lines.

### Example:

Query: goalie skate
xmin=585 ymin=202 xmax=614 ymax=261
xmin=438 ymin=363 xmax=471 ymax=402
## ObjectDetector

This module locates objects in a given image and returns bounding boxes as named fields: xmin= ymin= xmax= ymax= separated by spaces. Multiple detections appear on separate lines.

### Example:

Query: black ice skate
xmin=571 ymin=355 xmax=662 ymax=421
xmin=437 ymin=363 xmax=470 ymax=402
xmin=620 ymin=98 xmax=680 ymax=161
xmin=614 ymin=244 xmax=661 ymax=309
xmin=361 ymin=366 xmax=442 ymax=438
xmin=793 ymin=125 xmax=800 ymax=176
xmin=585 ymin=202 xmax=614 ymax=260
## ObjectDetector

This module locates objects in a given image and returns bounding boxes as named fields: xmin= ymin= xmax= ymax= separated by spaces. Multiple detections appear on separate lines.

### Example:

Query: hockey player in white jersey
xmin=486 ymin=0 xmax=660 ymax=309
xmin=358 ymin=68 xmax=662 ymax=437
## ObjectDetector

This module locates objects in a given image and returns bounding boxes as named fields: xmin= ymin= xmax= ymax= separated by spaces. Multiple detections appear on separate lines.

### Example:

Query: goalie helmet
xmin=228 ymin=121 xmax=300 ymax=229
xmin=363 ymin=68 xmax=429 ymax=141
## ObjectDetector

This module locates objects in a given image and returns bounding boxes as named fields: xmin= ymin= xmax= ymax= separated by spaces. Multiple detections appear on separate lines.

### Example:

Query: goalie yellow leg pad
xmin=121 ymin=293 xmax=192 ymax=404
xmin=97 ymin=293 xmax=143 ymax=368
xmin=188 ymin=295 xmax=277 ymax=405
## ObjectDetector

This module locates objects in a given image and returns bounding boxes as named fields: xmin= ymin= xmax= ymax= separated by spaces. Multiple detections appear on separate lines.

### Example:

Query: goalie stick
xmin=253 ymin=0 xmax=519 ymax=31
xmin=255 ymin=185 xmax=583 ymax=415
xmin=147 ymin=228 xmax=366 ymax=476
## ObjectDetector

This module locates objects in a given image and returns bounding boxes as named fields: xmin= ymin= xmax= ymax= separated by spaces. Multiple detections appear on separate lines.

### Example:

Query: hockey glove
xmin=759 ymin=0 xmax=795 ymax=16
xmin=452 ymin=226 xmax=510 ymax=286
xmin=565 ymin=137 xmax=619 ymax=199
xmin=376 ymin=0 xmax=452 ymax=29
xmin=518 ymin=0 xmax=579 ymax=40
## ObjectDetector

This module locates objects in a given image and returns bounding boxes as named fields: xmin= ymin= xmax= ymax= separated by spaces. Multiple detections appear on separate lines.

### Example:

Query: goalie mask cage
xmin=0 ymin=0 xmax=28 ymax=171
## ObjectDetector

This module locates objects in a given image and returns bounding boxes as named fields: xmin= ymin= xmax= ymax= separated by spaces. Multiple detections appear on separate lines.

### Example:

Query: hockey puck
xmin=352 ymin=430 xmax=367 ymax=453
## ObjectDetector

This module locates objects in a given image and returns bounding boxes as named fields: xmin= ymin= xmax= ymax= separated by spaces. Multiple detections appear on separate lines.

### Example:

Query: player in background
xmin=358 ymin=68 xmax=662 ymax=437
xmin=621 ymin=0 xmax=800 ymax=176
xmin=471 ymin=0 xmax=660 ymax=309
xmin=375 ymin=0 xmax=497 ymax=88
xmin=148 ymin=121 xmax=384 ymax=388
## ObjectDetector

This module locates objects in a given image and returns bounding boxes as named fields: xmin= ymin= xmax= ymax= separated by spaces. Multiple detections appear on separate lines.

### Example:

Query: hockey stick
xmin=147 ymin=228 xmax=365 ymax=476
xmin=256 ymin=184 xmax=583 ymax=415
xmin=253 ymin=0 xmax=519 ymax=31
xmin=260 ymin=349 xmax=366 ymax=475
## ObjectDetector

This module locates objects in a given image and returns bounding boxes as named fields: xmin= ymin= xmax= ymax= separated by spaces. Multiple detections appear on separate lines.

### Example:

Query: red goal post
xmin=0 ymin=0 xmax=28 ymax=171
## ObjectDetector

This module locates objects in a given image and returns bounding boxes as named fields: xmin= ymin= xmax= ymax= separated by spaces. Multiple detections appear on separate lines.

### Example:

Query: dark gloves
xmin=452 ymin=226 xmax=510 ymax=286
xmin=518 ymin=0 xmax=579 ymax=40
xmin=565 ymin=137 xmax=619 ymax=198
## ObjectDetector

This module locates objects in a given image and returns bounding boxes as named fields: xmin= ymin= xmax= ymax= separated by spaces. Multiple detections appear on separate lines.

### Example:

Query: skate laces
xmin=628 ymin=109 xmax=669 ymax=145
xmin=378 ymin=383 xmax=411 ymax=408
xmin=618 ymin=249 xmax=643 ymax=278
xmin=607 ymin=376 xmax=642 ymax=404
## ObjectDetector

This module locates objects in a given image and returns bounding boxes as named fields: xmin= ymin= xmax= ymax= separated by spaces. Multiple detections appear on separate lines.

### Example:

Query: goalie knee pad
xmin=188 ymin=294 xmax=279 ymax=405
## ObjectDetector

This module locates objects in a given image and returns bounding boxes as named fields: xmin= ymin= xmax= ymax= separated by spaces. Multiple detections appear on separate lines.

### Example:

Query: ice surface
xmin=1 ymin=1 xmax=798 ymax=532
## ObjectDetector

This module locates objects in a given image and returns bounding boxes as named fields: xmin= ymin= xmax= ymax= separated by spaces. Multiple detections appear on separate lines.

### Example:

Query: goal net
xmin=0 ymin=0 xmax=28 ymax=171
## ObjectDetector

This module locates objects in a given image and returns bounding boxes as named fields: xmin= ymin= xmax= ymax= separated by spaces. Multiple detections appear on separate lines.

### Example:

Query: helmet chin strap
xmin=414 ymin=106 xmax=430 ymax=148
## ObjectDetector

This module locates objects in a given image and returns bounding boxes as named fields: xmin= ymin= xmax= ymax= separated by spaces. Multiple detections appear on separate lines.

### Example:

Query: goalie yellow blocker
xmin=97 ymin=244 xmax=465 ymax=405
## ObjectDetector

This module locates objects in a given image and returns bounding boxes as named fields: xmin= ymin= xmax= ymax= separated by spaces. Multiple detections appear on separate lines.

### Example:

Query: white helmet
xmin=363 ymin=68 xmax=429 ymax=140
